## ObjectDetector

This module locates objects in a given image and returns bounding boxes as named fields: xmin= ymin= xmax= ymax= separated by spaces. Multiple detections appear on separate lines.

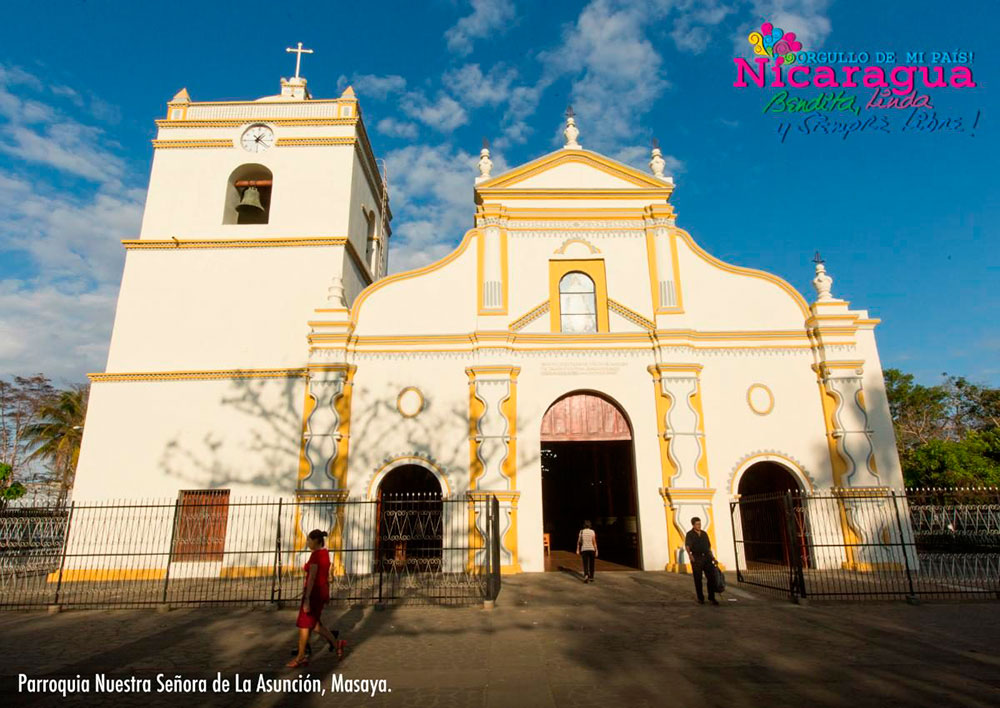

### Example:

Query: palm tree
xmin=22 ymin=385 xmax=88 ymax=504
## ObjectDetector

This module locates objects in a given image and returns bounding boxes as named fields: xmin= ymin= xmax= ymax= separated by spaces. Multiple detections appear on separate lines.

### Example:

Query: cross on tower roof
xmin=286 ymin=42 xmax=314 ymax=79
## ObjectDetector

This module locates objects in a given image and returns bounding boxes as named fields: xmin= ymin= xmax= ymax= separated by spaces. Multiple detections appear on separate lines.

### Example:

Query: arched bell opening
xmin=223 ymin=164 xmax=273 ymax=225
xmin=540 ymin=391 xmax=641 ymax=570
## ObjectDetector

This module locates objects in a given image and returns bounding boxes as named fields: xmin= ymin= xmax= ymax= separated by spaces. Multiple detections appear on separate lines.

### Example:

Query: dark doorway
xmin=737 ymin=461 xmax=808 ymax=567
xmin=540 ymin=393 xmax=641 ymax=569
xmin=375 ymin=465 xmax=443 ymax=573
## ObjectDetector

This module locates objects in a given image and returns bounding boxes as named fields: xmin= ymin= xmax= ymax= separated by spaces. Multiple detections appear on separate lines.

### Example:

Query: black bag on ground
xmin=713 ymin=561 xmax=726 ymax=593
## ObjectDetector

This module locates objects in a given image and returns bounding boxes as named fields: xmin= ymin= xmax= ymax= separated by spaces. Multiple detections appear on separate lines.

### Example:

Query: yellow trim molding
xmin=89 ymin=369 xmax=307 ymax=383
xmin=509 ymin=301 xmax=550 ymax=332
xmin=275 ymin=137 xmax=356 ymax=147
xmin=151 ymin=139 xmax=233 ymax=149
xmin=475 ymin=148 xmax=674 ymax=190
xmin=156 ymin=117 xmax=359 ymax=128
xmin=607 ymin=298 xmax=655 ymax=331
xmin=123 ymin=237 xmax=349 ymax=249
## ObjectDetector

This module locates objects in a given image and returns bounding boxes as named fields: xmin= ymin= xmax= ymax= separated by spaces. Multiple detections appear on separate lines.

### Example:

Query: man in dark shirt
xmin=684 ymin=517 xmax=719 ymax=605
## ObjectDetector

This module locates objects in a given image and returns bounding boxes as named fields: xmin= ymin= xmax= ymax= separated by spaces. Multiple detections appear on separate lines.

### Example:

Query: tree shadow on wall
xmin=157 ymin=374 xmax=539 ymax=500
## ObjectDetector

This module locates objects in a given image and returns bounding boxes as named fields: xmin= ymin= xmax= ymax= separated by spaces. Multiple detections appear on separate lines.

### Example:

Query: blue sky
xmin=0 ymin=0 xmax=996 ymax=385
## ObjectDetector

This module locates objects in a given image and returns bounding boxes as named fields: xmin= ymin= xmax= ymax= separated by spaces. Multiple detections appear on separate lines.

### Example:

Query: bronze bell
xmin=236 ymin=186 xmax=265 ymax=213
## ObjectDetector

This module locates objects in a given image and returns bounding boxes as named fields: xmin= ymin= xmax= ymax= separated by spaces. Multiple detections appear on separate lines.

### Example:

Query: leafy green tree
xmin=903 ymin=428 xmax=1000 ymax=487
xmin=884 ymin=368 xmax=1000 ymax=487
xmin=0 ymin=462 xmax=27 ymax=508
xmin=882 ymin=368 xmax=948 ymax=450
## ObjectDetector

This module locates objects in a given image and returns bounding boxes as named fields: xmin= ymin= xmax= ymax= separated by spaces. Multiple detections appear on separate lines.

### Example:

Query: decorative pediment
xmin=475 ymin=149 xmax=672 ymax=194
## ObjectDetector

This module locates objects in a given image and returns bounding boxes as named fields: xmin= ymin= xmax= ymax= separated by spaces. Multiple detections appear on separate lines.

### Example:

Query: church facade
xmin=73 ymin=70 xmax=904 ymax=574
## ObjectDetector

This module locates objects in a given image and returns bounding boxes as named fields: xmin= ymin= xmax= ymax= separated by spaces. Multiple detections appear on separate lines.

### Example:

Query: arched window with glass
xmin=558 ymin=272 xmax=597 ymax=333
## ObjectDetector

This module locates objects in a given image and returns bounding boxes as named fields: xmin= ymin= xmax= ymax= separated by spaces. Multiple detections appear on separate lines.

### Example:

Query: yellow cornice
xmin=89 ymin=368 xmax=307 ymax=383
xmin=654 ymin=328 xmax=810 ymax=342
xmin=155 ymin=117 xmax=359 ymax=128
xmin=275 ymin=137 xmax=356 ymax=147
xmin=478 ymin=188 xmax=673 ymax=201
xmin=475 ymin=149 xmax=673 ymax=191
xmin=502 ymin=208 xmax=647 ymax=219
xmin=608 ymin=298 xmax=655 ymax=331
xmin=122 ymin=237 xmax=349 ymax=249
xmin=151 ymin=139 xmax=233 ymax=149
xmin=173 ymin=98 xmax=347 ymax=107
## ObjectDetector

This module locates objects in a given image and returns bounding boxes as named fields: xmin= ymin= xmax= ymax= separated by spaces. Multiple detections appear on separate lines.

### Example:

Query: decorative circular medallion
xmin=747 ymin=384 xmax=774 ymax=416
xmin=396 ymin=387 xmax=424 ymax=418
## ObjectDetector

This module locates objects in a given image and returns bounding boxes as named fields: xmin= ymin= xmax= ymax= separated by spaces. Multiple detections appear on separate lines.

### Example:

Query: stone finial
xmin=476 ymin=138 xmax=493 ymax=183
xmin=812 ymin=252 xmax=834 ymax=301
xmin=649 ymin=139 xmax=666 ymax=178
xmin=563 ymin=105 xmax=581 ymax=149
xmin=326 ymin=275 xmax=347 ymax=308
xmin=170 ymin=87 xmax=191 ymax=103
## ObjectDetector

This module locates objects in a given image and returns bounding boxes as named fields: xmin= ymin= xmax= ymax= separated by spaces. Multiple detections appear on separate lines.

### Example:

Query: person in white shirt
xmin=576 ymin=520 xmax=598 ymax=583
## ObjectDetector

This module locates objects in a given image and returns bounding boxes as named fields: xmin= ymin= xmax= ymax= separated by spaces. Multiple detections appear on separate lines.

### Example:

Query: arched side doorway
xmin=375 ymin=464 xmax=443 ymax=573
xmin=736 ymin=460 xmax=809 ymax=568
xmin=540 ymin=392 xmax=641 ymax=570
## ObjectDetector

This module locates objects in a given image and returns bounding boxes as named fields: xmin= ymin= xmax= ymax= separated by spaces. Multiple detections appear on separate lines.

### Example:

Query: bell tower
xmin=104 ymin=48 xmax=391 ymax=373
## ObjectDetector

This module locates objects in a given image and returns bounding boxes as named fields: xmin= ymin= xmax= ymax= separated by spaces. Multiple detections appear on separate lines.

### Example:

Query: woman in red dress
xmin=287 ymin=529 xmax=346 ymax=667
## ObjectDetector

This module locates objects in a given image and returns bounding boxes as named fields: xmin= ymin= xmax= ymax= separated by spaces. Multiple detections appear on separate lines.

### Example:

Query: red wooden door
xmin=172 ymin=489 xmax=230 ymax=562
xmin=540 ymin=393 xmax=631 ymax=442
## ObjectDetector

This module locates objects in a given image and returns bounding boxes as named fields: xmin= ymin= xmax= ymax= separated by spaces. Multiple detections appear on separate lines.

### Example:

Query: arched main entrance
xmin=736 ymin=460 xmax=809 ymax=567
xmin=540 ymin=392 xmax=641 ymax=569
xmin=375 ymin=464 xmax=443 ymax=573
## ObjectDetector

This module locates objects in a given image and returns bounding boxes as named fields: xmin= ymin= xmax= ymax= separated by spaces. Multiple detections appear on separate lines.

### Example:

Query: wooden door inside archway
xmin=540 ymin=392 xmax=641 ymax=569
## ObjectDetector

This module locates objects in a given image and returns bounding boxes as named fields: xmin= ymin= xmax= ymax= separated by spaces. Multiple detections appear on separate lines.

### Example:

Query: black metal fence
xmin=0 ymin=494 xmax=501 ymax=609
xmin=731 ymin=487 xmax=1000 ymax=602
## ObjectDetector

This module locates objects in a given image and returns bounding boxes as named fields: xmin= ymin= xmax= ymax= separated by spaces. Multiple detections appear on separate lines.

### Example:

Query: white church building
xmin=73 ymin=61 xmax=904 ymax=575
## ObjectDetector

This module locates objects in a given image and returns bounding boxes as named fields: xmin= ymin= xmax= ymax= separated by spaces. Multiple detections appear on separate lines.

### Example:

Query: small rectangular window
xmin=172 ymin=489 xmax=230 ymax=562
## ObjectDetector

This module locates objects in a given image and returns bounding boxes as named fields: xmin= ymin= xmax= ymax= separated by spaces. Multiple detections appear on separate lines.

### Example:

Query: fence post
xmin=783 ymin=492 xmax=806 ymax=602
xmin=729 ymin=499 xmax=742 ymax=583
xmin=161 ymin=499 xmax=181 ymax=605
xmin=271 ymin=498 xmax=282 ymax=605
xmin=490 ymin=495 xmax=501 ymax=602
xmin=890 ymin=491 xmax=918 ymax=603
xmin=52 ymin=502 xmax=76 ymax=606
xmin=376 ymin=501 xmax=385 ymax=610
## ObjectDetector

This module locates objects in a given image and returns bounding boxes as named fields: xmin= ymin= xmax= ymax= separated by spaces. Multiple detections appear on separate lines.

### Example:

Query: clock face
xmin=241 ymin=124 xmax=275 ymax=153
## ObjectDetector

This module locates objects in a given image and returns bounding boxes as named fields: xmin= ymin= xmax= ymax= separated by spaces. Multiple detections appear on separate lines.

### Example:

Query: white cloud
xmin=670 ymin=0 xmax=734 ymax=53
xmin=445 ymin=0 xmax=516 ymax=55
xmin=0 ymin=64 xmax=143 ymax=381
xmin=0 ymin=67 xmax=126 ymax=185
xmin=443 ymin=63 xmax=518 ymax=108
xmin=0 ymin=281 xmax=121 ymax=382
xmin=384 ymin=143 xmax=508 ymax=272
xmin=377 ymin=117 xmax=420 ymax=139
xmin=540 ymin=0 xmax=671 ymax=151
xmin=400 ymin=93 xmax=469 ymax=132
xmin=337 ymin=73 xmax=407 ymax=101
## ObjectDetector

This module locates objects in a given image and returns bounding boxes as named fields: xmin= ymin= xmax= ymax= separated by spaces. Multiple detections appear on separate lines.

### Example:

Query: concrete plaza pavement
xmin=1 ymin=570 xmax=999 ymax=707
